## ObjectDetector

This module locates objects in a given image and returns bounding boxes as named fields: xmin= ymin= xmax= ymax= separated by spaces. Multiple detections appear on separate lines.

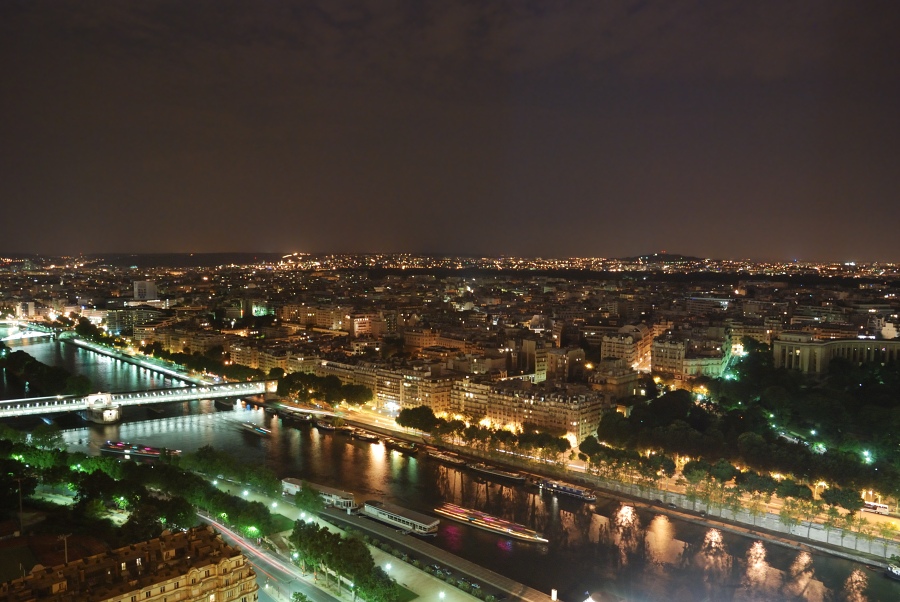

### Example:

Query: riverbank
xmin=284 ymin=404 xmax=900 ymax=571
xmin=63 ymin=336 xmax=199 ymax=384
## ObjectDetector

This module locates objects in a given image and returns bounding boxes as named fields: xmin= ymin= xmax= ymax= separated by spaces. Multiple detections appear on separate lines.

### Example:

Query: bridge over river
xmin=0 ymin=380 xmax=277 ymax=422
xmin=0 ymin=319 xmax=60 ymax=342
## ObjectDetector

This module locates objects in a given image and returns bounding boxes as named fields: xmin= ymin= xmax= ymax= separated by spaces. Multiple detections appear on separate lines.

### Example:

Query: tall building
xmin=0 ymin=525 xmax=258 ymax=602
xmin=133 ymin=281 xmax=158 ymax=301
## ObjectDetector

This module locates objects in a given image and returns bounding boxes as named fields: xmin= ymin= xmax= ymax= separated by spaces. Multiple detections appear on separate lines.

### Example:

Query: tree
xmin=29 ymin=424 xmax=65 ymax=450
xmin=396 ymin=406 xmax=439 ymax=432
xmin=724 ymin=487 xmax=743 ymax=520
xmin=776 ymin=479 xmax=812 ymax=501
xmin=294 ymin=482 xmax=325 ymax=515
xmin=340 ymin=384 xmax=373 ymax=405
xmin=595 ymin=412 xmax=634 ymax=448
xmin=823 ymin=506 xmax=842 ymax=544
xmin=779 ymin=499 xmax=802 ymax=534
xmin=799 ymin=499 xmax=822 ymax=538
xmin=821 ymin=487 xmax=865 ymax=515
xmin=121 ymin=503 xmax=163 ymax=544
xmin=878 ymin=521 xmax=898 ymax=558
xmin=709 ymin=459 xmax=739 ymax=484
xmin=681 ymin=465 xmax=708 ymax=511
xmin=158 ymin=496 xmax=197 ymax=530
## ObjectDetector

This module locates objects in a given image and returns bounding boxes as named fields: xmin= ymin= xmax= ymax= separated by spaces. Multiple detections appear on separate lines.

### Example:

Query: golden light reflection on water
xmin=781 ymin=551 xmax=827 ymax=602
xmin=615 ymin=504 xmax=636 ymax=529
xmin=613 ymin=504 xmax=642 ymax=567
xmin=841 ymin=569 xmax=868 ymax=602
xmin=645 ymin=514 xmax=683 ymax=566
xmin=744 ymin=540 xmax=769 ymax=587
xmin=697 ymin=528 xmax=731 ymax=586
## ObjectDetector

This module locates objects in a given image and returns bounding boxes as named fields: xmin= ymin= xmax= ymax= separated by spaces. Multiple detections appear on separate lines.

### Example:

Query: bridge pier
xmin=85 ymin=405 xmax=121 ymax=424
xmin=264 ymin=379 xmax=279 ymax=401
xmin=84 ymin=393 xmax=121 ymax=424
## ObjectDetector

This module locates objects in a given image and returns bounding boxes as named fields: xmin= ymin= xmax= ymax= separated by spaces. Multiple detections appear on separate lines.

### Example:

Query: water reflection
xmin=645 ymin=514 xmax=681 ymax=566
xmin=612 ymin=504 xmax=642 ymax=567
xmin=744 ymin=540 xmax=769 ymax=589
xmin=840 ymin=569 xmax=868 ymax=602
xmin=782 ymin=551 xmax=824 ymax=601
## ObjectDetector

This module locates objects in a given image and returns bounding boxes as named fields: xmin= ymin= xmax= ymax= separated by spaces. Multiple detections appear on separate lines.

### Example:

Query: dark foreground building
xmin=0 ymin=525 xmax=258 ymax=602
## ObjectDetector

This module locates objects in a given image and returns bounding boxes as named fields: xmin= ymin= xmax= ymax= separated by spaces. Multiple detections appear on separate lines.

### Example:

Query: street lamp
xmin=440 ymin=592 xmax=445 ymax=600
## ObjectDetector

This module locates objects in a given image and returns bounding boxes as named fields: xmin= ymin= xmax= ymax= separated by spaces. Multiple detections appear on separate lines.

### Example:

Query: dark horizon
xmin=2 ymin=2 xmax=899 ymax=262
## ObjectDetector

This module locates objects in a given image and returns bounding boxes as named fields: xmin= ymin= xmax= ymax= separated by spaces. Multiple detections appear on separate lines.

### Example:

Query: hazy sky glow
xmin=2 ymin=1 xmax=898 ymax=261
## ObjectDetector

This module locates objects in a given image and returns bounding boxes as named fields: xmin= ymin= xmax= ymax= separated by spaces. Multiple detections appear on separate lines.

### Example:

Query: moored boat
xmin=434 ymin=502 xmax=548 ymax=543
xmin=386 ymin=439 xmax=417 ymax=454
xmin=350 ymin=428 xmax=381 ymax=443
xmin=886 ymin=564 xmax=900 ymax=581
xmin=427 ymin=450 xmax=466 ymax=466
xmin=466 ymin=462 xmax=526 ymax=483
xmin=539 ymin=480 xmax=597 ymax=503
xmin=362 ymin=500 xmax=440 ymax=535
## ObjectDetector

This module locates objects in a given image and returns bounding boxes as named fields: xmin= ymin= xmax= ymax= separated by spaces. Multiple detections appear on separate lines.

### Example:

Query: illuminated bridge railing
xmin=0 ymin=380 xmax=271 ymax=418
xmin=110 ymin=381 xmax=267 ymax=406
xmin=0 ymin=395 xmax=84 ymax=418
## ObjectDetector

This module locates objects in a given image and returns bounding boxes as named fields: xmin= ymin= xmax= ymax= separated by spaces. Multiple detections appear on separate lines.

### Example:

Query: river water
xmin=1 ymin=329 xmax=896 ymax=602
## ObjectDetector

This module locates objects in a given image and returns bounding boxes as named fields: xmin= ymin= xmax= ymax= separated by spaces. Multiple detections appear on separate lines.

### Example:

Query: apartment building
xmin=449 ymin=378 xmax=605 ymax=442
xmin=600 ymin=323 xmax=651 ymax=367
xmin=0 ymin=526 xmax=258 ymax=602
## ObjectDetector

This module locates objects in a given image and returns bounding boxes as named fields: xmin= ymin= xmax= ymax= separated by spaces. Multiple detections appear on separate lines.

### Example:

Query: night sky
xmin=2 ymin=1 xmax=899 ymax=261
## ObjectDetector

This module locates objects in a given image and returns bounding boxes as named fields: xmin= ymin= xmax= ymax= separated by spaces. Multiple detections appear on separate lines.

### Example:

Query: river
xmin=1 ymin=328 xmax=896 ymax=601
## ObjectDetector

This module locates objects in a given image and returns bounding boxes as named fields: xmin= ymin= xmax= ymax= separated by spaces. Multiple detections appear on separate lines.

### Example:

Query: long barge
xmin=427 ymin=451 xmax=466 ymax=466
xmin=539 ymin=480 xmax=597 ymax=503
xmin=240 ymin=422 xmax=271 ymax=436
xmin=361 ymin=500 xmax=440 ymax=535
xmin=434 ymin=502 xmax=548 ymax=543
xmin=385 ymin=439 xmax=417 ymax=454
xmin=350 ymin=428 xmax=381 ymax=443
xmin=100 ymin=441 xmax=181 ymax=459
xmin=467 ymin=462 xmax=526 ymax=483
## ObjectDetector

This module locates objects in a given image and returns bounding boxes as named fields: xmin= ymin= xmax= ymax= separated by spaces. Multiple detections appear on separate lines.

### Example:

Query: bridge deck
xmin=0 ymin=381 xmax=271 ymax=418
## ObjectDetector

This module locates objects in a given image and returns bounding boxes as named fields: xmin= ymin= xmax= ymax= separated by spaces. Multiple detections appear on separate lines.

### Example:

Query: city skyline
xmin=2 ymin=1 xmax=899 ymax=262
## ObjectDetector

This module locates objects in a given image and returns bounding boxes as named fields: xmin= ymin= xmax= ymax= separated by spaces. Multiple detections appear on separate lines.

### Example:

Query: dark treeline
xmin=592 ymin=338 xmax=900 ymax=500
xmin=278 ymin=371 xmax=373 ymax=405
xmin=0 ymin=346 xmax=91 ymax=396
xmin=0 ymin=427 xmax=281 ymax=548
xmin=290 ymin=521 xmax=399 ymax=602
